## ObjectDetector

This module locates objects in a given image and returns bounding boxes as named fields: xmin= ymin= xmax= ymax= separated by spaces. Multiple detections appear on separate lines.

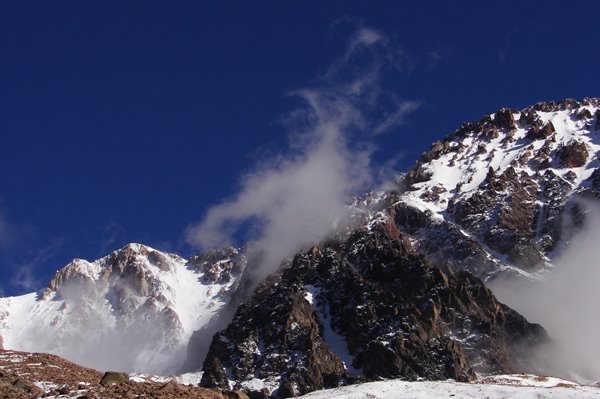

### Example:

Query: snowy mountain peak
xmin=386 ymin=98 xmax=600 ymax=280
xmin=44 ymin=243 xmax=182 ymax=296
xmin=404 ymin=98 xmax=599 ymax=213
xmin=1 ymin=98 xmax=599 ymax=397
xmin=0 ymin=243 xmax=247 ymax=374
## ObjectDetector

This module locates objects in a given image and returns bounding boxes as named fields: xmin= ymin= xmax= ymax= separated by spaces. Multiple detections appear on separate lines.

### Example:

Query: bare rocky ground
xmin=0 ymin=349 xmax=246 ymax=399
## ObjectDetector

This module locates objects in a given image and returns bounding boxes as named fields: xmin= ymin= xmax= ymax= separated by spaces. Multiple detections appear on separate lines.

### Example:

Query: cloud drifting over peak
xmin=490 ymin=202 xmax=600 ymax=382
xmin=186 ymin=26 xmax=419 ymax=284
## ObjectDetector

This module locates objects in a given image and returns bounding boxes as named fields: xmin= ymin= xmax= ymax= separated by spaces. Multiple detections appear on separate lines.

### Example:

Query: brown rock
xmin=157 ymin=380 xmax=182 ymax=393
xmin=532 ymin=100 xmax=557 ymax=112
xmin=148 ymin=251 xmax=171 ymax=272
xmin=12 ymin=378 xmax=43 ymax=398
xmin=558 ymin=140 xmax=589 ymax=168
xmin=247 ymin=388 xmax=271 ymax=399
xmin=527 ymin=121 xmax=555 ymax=140
xmin=493 ymin=108 xmax=517 ymax=130
xmin=404 ymin=162 xmax=433 ymax=188
xmin=519 ymin=110 xmax=538 ymax=125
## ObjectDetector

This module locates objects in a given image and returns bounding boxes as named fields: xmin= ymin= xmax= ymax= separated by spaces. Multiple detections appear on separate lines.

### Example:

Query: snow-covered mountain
xmin=0 ymin=243 xmax=246 ymax=374
xmin=0 ymin=98 xmax=598 ymax=398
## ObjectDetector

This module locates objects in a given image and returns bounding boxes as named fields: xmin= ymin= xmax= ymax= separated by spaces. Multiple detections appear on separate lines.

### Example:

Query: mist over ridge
xmin=185 ymin=25 xmax=420 ymax=289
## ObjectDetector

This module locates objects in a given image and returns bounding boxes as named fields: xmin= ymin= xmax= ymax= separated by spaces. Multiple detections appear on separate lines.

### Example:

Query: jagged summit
xmin=0 ymin=243 xmax=247 ymax=374
xmin=45 ymin=243 xmax=181 ymax=293
xmin=391 ymin=97 xmax=600 ymax=279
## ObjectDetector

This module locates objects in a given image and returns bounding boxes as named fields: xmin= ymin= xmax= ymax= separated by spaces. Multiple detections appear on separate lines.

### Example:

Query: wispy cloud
xmin=97 ymin=221 xmax=123 ymax=256
xmin=10 ymin=239 xmax=65 ymax=293
xmin=498 ymin=27 xmax=518 ymax=63
xmin=186 ymin=25 xmax=419 ymax=287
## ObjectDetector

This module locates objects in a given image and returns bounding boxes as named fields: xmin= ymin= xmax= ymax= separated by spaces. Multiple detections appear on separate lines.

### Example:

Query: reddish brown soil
xmin=0 ymin=349 xmax=246 ymax=399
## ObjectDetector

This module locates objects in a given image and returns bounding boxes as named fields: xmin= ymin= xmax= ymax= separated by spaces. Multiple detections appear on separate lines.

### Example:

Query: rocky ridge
xmin=396 ymin=98 xmax=600 ymax=280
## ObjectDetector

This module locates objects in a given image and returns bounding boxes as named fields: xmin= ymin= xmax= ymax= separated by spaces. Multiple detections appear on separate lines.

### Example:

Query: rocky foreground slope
xmin=0 ymin=348 xmax=596 ymax=399
xmin=0 ymin=349 xmax=247 ymax=398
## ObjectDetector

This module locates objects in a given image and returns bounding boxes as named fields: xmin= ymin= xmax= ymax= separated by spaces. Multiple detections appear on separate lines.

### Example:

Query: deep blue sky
xmin=1 ymin=1 xmax=599 ymax=295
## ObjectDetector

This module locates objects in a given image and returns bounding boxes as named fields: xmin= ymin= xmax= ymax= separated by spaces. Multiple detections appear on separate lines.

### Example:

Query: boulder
xmin=13 ymin=378 xmax=43 ymax=398
xmin=99 ymin=371 xmax=129 ymax=386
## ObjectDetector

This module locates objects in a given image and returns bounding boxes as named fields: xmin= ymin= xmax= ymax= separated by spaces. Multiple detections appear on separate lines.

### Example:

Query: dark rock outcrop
xmin=493 ymin=108 xmax=517 ymax=130
xmin=527 ymin=121 xmax=555 ymax=140
xmin=558 ymin=140 xmax=589 ymax=168
xmin=199 ymin=222 xmax=548 ymax=397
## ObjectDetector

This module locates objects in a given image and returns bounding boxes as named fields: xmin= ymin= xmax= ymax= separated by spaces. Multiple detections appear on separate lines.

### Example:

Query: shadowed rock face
xmin=200 ymin=221 xmax=548 ymax=397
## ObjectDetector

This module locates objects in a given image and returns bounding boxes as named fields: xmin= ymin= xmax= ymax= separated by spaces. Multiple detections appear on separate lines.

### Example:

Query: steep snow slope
xmin=0 ymin=243 xmax=246 ymax=374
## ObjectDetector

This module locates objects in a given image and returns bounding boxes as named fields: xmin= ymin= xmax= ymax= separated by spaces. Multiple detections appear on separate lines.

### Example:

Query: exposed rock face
xmin=527 ymin=121 xmax=555 ymax=140
xmin=200 ymin=222 xmax=548 ymax=397
xmin=189 ymin=246 xmax=247 ymax=284
xmin=2 ymin=98 xmax=599 ymax=397
xmin=493 ymin=108 xmax=517 ymax=130
xmin=558 ymin=140 xmax=589 ymax=168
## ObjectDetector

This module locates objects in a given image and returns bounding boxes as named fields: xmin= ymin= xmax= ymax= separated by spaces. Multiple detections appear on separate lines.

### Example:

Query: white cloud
xmin=10 ymin=239 xmax=64 ymax=293
xmin=97 ymin=221 xmax=123 ymax=256
xmin=490 ymin=201 xmax=600 ymax=382
xmin=186 ymin=26 xmax=419 ymax=288
xmin=347 ymin=27 xmax=385 ymax=55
